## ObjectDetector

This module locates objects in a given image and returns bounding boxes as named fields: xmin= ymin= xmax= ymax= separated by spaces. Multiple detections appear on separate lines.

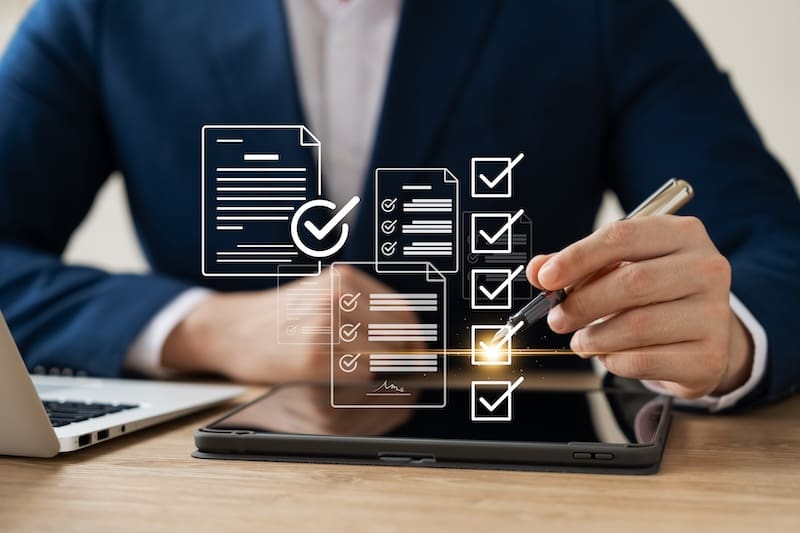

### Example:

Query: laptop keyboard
xmin=42 ymin=400 xmax=139 ymax=427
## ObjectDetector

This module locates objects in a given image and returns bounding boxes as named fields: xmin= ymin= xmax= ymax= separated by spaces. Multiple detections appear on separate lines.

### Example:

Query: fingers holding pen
xmin=526 ymin=253 xmax=556 ymax=290
xmin=547 ymin=253 xmax=710 ymax=333
xmin=568 ymin=296 xmax=718 ymax=356
xmin=532 ymin=216 xmax=704 ymax=291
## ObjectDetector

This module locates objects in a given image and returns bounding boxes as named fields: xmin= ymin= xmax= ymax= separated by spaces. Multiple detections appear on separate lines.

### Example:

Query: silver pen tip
xmin=490 ymin=324 xmax=512 ymax=346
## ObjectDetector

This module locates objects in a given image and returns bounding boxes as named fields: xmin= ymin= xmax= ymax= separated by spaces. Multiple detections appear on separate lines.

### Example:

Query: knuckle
xmin=603 ymin=220 xmax=634 ymax=248
xmin=559 ymin=246 xmax=583 ymax=271
xmin=704 ymin=254 xmax=732 ymax=285
xmin=605 ymin=353 xmax=652 ymax=378
xmin=708 ymin=299 xmax=732 ymax=323
xmin=678 ymin=215 xmax=705 ymax=236
xmin=626 ymin=353 xmax=654 ymax=377
xmin=622 ymin=309 xmax=651 ymax=340
xmin=618 ymin=264 xmax=651 ymax=299
xmin=678 ymin=384 xmax=712 ymax=400
xmin=703 ymin=341 xmax=728 ymax=377
xmin=570 ymin=330 xmax=593 ymax=355
xmin=565 ymin=292 xmax=592 ymax=324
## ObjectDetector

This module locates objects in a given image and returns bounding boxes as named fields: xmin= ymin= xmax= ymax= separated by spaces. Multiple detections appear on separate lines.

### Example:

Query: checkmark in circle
xmin=339 ymin=292 xmax=361 ymax=312
xmin=285 ymin=324 xmax=298 ymax=336
xmin=339 ymin=322 xmax=361 ymax=342
xmin=338 ymin=353 xmax=361 ymax=373
xmin=291 ymin=196 xmax=361 ymax=259
xmin=381 ymin=219 xmax=397 ymax=235
xmin=381 ymin=241 xmax=398 ymax=256
xmin=302 ymin=196 xmax=361 ymax=240
xmin=380 ymin=198 xmax=398 ymax=213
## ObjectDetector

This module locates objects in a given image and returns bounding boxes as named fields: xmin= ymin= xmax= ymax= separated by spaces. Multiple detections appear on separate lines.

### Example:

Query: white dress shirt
xmin=125 ymin=0 xmax=767 ymax=412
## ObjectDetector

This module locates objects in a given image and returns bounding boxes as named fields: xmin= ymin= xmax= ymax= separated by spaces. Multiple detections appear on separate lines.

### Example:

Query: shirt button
xmin=76 ymin=370 xmax=88 ymax=377
xmin=33 ymin=365 xmax=46 ymax=375
xmin=48 ymin=367 xmax=60 ymax=375
xmin=61 ymin=368 xmax=74 ymax=376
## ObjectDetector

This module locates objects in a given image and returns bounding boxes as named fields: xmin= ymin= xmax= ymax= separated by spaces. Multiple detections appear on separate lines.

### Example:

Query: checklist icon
xmin=331 ymin=262 xmax=448 ymax=409
xmin=471 ymin=325 xmax=512 ymax=366
xmin=470 ymin=265 xmax=525 ymax=310
xmin=375 ymin=168 xmax=459 ymax=274
xmin=470 ymin=209 xmax=525 ymax=254
xmin=471 ymin=376 xmax=525 ymax=422
xmin=470 ymin=153 xmax=524 ymax=198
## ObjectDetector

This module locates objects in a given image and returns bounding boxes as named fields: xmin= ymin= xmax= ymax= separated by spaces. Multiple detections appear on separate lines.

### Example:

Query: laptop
xmin=0 ymin=311 xmax=243 ymax=458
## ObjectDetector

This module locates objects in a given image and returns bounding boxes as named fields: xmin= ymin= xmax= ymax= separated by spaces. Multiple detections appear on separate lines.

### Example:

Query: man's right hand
xmin=161 ymin=266 xmax=420 ymax=384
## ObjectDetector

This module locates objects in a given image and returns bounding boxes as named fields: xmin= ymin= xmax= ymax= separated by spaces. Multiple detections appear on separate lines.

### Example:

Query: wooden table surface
xmin=1 ymin=388 xmax=799 ymax=532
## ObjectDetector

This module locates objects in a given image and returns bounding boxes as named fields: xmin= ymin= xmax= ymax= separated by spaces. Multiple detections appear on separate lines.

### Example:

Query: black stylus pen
xmin=489 ymin=179 xmax=694 ymax=346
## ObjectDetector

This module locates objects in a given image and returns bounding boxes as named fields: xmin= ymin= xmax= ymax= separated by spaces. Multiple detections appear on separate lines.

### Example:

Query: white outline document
xmin=374 ymin=169 xmax=459 ymax=274
xmin=330 ymin=262 xmax=447 ymax=409
xmin=201 ymin=125 xmax=322 ymax=277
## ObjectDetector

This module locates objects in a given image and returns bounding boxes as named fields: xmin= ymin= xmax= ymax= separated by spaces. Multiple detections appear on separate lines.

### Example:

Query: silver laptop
xmin=0 ymin=311 xmax=243 ymax=457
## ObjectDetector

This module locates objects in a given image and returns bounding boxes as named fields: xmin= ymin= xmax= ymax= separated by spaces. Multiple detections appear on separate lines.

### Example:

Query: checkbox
xmin=470 ymin=153 xmax=524 ymax=198
xmin=470 ymin=210 xmax=524 ymax=254
xmin=470 ymin=266 xmax=524 ymax=310
xmin=471 ymin=325 xmax=511 ymax=366
xmin=470 ymin=377 xmax=524 ymax=422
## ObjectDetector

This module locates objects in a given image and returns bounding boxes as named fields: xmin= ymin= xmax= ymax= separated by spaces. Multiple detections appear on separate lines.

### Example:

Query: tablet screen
xmin=206 ymin=375 xmax=667 ymax=445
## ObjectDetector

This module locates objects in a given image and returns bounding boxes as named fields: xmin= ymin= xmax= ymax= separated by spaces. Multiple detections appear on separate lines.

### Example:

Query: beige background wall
xmin=1 ymin=0 xmax=798 ymax=274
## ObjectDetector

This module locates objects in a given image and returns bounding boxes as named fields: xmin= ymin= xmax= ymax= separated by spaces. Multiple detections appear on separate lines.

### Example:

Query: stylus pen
xmin=490 ymin=178 xmax=694 ymax=346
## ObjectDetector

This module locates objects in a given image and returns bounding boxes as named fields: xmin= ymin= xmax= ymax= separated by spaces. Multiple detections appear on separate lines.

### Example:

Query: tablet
xmin=193 ymin=377 xmax=671 ymax=474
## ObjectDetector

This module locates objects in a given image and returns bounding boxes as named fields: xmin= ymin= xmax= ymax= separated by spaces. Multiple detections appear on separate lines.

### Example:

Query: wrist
xmin=714 ymin=313 xmax=754 ymax=395
xmin=162 ymin=292 xmax=224 ymax=374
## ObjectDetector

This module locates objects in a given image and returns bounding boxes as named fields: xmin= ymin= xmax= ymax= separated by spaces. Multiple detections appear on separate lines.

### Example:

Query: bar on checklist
xmin=369 ymin=353 xmax=439 ymax=373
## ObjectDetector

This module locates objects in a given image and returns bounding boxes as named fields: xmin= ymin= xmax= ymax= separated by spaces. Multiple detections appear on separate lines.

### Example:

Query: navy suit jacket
xmin=1 ymin=0 xmax=798 ymax=407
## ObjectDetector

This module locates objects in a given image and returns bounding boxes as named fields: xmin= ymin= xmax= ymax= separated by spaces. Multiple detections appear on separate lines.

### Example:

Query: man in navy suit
xmin=0 ymin=0 xmax=798 ymax=411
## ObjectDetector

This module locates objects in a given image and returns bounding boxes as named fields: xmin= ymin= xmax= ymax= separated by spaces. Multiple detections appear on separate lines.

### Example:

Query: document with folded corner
xmin=201 ymin=125 xmax=323 ymax=277
xmin=331 ymin=262 xmax=447 ymax=409
xmin=374 ymin=168 xmax=459 ymax=274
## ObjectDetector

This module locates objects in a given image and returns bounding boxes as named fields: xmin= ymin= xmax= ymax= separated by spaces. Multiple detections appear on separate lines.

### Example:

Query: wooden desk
xmin=1 ymin=389 xmax=799 ymax=532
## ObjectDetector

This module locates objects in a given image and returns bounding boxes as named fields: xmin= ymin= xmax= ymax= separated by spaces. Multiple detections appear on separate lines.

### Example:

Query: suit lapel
xmin=205 ymin=0 xmax=307 ymax=126
xmin=368 ymin=0 xmax=500 ymax=169
xmin=347 ymin=0 xmax=500 ymax=260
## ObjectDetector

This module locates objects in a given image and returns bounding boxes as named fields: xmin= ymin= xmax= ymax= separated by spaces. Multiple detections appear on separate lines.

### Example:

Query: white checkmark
xmin=477 ymin=209 xmax=525 ymax=245
xmin=339 ymin=322 xmax=361 ymax=341
xmin=478 ymin=152 xmax=525 ymax=189
xmin=340 ymin=292 xmax=361 ymax=310
xmin=303 ymin=196 xmax=361 ymax=240
xmin=478 ymin=376 xmax=525 ymax=412
xmin=478 ymin=321 xmax=524 ymax=353
xmin=478 ymin=265 xmax=524 ymax=300
xmin=338 ymin=353 xmax=361 ymax=373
